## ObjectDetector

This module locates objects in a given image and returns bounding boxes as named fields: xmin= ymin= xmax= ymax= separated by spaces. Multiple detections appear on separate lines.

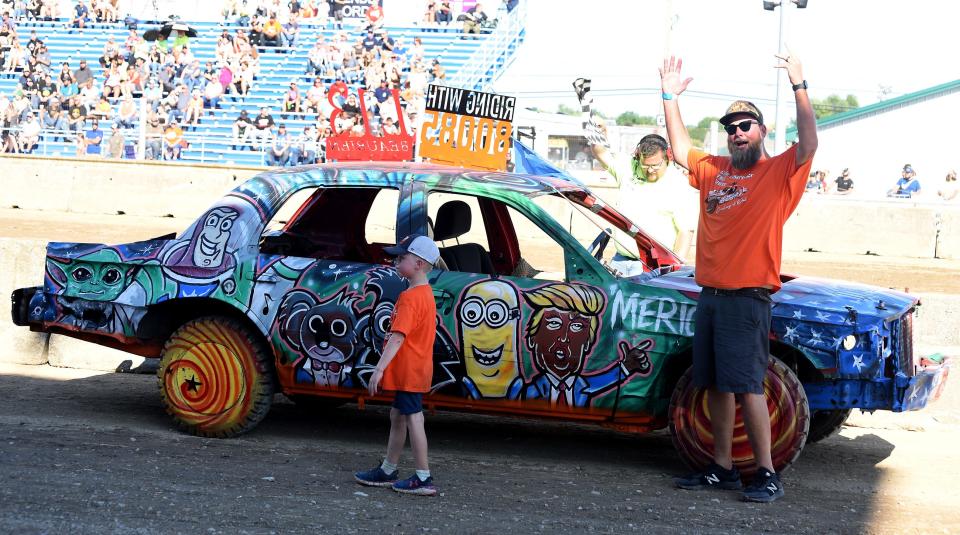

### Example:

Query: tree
xmin=681 ymin=116 xmax=718 ymax=148
xmin=811 ymin=94 xmax=859 ymax=119
xmin=557 ymin=103 xmax=579 ymax=116
xmin=696 ymin=116 xmax=720 ymax=129
xmin=615 ymin=111 xmax=656 ymax=126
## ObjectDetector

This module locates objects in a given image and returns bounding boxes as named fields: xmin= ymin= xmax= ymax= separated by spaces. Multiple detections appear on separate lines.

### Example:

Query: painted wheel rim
xmin=162 ymin=322 xmax=259 ymax=432
xmin=670 ymin=359 xmax=808 ymax=474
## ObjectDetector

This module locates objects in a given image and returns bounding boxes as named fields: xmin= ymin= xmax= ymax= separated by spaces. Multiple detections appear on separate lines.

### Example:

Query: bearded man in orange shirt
xmin=660 ymin=51 xmax=817 ymax=503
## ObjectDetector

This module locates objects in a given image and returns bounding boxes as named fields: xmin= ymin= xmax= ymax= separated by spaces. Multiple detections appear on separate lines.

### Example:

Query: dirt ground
xmin=2 ymin=208 xmax=960 ymax=533
xmin=0 ymin=362 xmax=957 ymax=535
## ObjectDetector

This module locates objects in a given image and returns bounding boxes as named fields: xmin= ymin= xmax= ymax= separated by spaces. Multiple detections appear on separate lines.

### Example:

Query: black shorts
xmin=692 ymin=287 xmax=772 ymax=395
xmin=392 ymin=391 xmax=424 ymax=415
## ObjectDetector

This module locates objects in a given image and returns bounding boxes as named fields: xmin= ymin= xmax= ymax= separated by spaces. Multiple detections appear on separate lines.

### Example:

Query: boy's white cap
xmin=384 ymin=234 xmax=440 ymax=265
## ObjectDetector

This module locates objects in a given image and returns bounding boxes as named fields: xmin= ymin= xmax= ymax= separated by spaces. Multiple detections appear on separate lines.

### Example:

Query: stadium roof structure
xmin=784 ymin=78 xmax=960 ymax=140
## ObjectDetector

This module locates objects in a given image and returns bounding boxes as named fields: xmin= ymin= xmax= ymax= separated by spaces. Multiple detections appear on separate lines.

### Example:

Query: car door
xmin=410 ymin=184 xmax=626 ymax=419
xmin=254 ymin=183 xmax=409 ymax=395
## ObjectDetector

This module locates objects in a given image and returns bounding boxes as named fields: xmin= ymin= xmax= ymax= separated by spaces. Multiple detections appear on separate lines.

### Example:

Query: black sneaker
xmin=675 ymin=463 xmax=743 ymax=490
xmin=742 ymin=467 xmax=784 ymax=503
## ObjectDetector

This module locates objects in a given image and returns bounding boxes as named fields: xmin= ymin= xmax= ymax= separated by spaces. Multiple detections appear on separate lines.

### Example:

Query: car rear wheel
xmin=668 ymin=356 xmax=810 ymax=476
xmin=158 ymin=316 xmax=275 ymax=438
xmin=806 ymin=408 xmax=852 ymax=443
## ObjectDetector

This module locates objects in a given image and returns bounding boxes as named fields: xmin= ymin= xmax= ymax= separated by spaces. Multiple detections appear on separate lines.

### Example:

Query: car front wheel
xmin=668 ymin=356 xmax=810 ymax=476
xmin=806 ymin=408 xmax=852 ymax=443
xmin=158 ymin=316 xmax=275 ymax=438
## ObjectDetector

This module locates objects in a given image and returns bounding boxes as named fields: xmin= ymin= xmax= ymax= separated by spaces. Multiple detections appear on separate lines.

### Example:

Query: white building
xmin=784 ymin=79 xmax=960 ymax=199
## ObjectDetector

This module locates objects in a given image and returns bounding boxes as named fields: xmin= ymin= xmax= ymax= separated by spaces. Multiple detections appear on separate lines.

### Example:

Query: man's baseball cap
xmin=384 ymin=234 xmax=440 ymax=265
xmin=719 ymin=100 xmax=764 ymax=126
xmin=903 ymin=164 xmax=914 ymax=173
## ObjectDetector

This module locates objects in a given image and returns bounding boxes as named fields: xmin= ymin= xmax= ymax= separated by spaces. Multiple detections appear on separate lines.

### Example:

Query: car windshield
xmin=530 ymin=186 xmax=681 ymax=278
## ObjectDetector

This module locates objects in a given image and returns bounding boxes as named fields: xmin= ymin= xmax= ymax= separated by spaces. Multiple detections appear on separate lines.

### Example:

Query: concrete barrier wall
xmin=0 ymin=154 xmax=262 ymax=219
xmin=3 ymin=154 xmax=958 ymax=259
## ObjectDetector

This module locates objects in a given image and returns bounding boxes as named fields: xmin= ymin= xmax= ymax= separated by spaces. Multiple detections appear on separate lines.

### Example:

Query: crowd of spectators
xmin=0 ymin=0 xmax=517 ymax=165
xmin=803 ymin=164 xmax=959 ymax=201
xmin=0 ymin=3 xmax=266 ymax=160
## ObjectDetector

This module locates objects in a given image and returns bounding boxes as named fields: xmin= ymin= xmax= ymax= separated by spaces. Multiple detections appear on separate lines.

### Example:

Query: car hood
xmin=640 ymin=267 xmax=918 ymax=325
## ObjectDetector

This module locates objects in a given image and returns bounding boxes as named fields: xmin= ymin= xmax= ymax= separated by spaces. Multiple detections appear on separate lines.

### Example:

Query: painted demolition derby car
xmin=11 ymin=163 xmax=950 ymax=473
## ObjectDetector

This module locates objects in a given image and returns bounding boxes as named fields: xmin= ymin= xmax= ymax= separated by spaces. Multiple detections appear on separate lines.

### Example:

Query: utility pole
xmin=764 ymin=0 xmax=808 ymax=154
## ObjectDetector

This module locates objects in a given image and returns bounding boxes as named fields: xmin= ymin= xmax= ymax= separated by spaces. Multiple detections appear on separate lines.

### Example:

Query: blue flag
xmin=512 ymin=140 xmax=585 ymax=187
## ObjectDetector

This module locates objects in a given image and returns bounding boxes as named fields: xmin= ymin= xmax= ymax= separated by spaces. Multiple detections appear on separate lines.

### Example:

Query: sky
xmin=494 ymin=0 xmax=958 ymax=128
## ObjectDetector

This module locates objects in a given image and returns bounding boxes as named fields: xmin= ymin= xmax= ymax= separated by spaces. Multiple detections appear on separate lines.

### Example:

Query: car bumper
xmin=11 ymin=286 xmax=42 ymax=327
xmin=804 ymin=358 xmax=951 ymax=412
xmin=895 ymin=359 xmax=951 ymax=411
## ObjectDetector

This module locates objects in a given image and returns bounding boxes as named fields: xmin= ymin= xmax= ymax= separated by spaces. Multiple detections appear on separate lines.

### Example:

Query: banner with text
xmin=337 ymin=0 xmax=384 ymax=19
xmin=418 ymin=85 xmax=516 ymax=171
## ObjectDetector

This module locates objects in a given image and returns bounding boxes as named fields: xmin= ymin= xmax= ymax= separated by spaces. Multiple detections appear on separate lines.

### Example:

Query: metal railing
xmin=0 ymin=124 xmax=326 ymax=167
xmin=445 ymin=1 xmax=528 ymax=91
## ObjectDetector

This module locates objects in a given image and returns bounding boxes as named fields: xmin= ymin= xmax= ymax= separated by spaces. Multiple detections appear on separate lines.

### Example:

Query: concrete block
xmin=0 ymin=237 xmax=50 ymax=365
xmin=915 ymin=293 xmax=960 ymax=348
xmin=935 ymin=209 xmax=960 ymax=260
xmin=46 ymin=334 xmax=151 ymax=373
xmin=0 ymin=328 xmax=49 ymax=365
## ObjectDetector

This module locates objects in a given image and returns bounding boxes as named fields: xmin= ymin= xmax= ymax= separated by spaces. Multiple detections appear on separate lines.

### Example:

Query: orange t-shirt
xmin=686 ymin=144 xmax=814 ymax=292
xmin=381 ymin=284 xmax=436 ymax=393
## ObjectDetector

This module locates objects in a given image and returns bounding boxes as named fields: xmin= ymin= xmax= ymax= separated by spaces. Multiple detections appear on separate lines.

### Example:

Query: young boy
xmin=355 ymin=234 xmax=440 ymax=496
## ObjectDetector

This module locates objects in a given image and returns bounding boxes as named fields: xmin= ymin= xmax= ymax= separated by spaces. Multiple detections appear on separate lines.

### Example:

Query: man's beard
xmin=729 ymin=139 xmax=762 ymax=169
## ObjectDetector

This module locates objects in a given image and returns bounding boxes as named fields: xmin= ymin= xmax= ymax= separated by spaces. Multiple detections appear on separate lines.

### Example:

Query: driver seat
xmin=433 ymin=201 xmax=496 ymax=275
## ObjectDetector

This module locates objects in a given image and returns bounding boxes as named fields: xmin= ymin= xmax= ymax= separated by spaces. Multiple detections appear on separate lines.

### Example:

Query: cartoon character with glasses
xmin=456 ymin=279 xmax=524 ymax=399
xmin=522 ymin=283 xmax=651 ymax=408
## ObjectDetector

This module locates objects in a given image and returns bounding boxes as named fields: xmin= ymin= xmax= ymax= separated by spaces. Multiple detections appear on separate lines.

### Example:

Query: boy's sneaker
xmin=675 ymin=462 xmax=743 ymax=490
xmin=354 ymin=466 xmax=399 ymax=488
xmin=742 ymin=467 xmax=784 ymax=503
xmin=392 ymin=474 xmax=437 ymax=496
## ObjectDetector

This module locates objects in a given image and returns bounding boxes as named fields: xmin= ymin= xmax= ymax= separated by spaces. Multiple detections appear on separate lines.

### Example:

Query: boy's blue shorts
xmin=392 ymin=391 xmax=423 ymax=415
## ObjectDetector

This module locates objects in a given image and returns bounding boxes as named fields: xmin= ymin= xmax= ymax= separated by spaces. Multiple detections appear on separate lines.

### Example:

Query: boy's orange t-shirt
xmin=686 ymin=144 xmax=815 ymax=292
xmin=381 ymin=284 xmax=436 ymax=393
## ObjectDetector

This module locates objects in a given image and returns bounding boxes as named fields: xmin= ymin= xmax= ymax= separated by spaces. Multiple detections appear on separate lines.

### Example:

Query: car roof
xmin=245 ymin=162 xmax=586 ymax=199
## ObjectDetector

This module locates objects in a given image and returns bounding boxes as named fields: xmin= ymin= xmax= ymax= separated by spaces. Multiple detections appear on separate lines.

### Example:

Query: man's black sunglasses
xmin=724 ymin=121 xmax=760 ymax=135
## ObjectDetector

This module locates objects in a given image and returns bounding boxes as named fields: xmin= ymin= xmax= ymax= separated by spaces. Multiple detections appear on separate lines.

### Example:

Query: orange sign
xmin=418 ymin=85 xmax=515 ymax=171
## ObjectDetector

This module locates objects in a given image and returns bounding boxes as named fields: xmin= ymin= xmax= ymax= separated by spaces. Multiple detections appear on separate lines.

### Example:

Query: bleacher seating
xmin=1 ymin=10 xmax=524 ymax=166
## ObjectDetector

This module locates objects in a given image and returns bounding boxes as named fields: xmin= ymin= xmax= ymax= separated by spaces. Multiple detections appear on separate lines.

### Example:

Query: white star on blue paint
xmin=815 ymin=310 xmax=832 ymax=322
xmin=793 ymin=309 xmax=804 ymax=320
xmin=809 ymin=329 xmax=823 ymax=345
xmin=331 ymin=268 xmax=345 ymax=280
xmin=784 ymin=325 xmax=799 ymax=343
xmin=852 ymin=354 xmax=865 ymax=372
xmin=807 ymin=300 xmax=821 ymax=306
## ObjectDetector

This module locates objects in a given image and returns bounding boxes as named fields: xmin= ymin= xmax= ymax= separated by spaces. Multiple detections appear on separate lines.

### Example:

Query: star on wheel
xmin=184 ymin=375 xmax=202 ymax=392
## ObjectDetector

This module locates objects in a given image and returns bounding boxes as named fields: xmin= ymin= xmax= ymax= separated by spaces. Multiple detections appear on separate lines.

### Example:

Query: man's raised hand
xmin=659 ymin=56 xmax=693 ymax=96
xmin=774 ymin=45 xmax=804 ymax=85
